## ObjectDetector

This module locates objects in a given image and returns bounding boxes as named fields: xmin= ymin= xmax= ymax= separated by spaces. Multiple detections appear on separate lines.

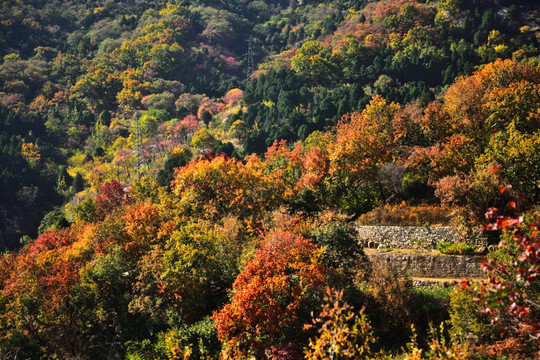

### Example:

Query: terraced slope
xmin=358 ymin=226 xmax=488 ymax=285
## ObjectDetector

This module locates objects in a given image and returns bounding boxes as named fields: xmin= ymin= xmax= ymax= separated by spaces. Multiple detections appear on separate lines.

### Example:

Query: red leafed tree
xmin=470 ymin=211 xmax=540 ymax=340
xmin=96 ymin=180 xmax=128 ymax=219
xmin=212 ymin=230 xmax=327 ymax=358
xmin=28 ymin=229 xmax=73 ymax=255
xmin=222 ymin=88 xmax=243 ymax=105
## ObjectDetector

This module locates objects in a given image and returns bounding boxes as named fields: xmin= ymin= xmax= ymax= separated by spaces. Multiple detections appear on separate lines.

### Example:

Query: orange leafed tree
xmin=263 ymin=140 xmax=305 ymax=198
xmin=171 ymin=154 xmax=282 ymax=224
xmin=329 ymin=95 xmax=399 ymax=176
xmin=123 ymin=202 xmax=166 ymax=254
xmin=212 ymin=229 xmax=327 ymax=358
xmin=443 ymin=59 xmax=540 ymax=143
xmin=327 ymin=95 xmax=400 ymax=206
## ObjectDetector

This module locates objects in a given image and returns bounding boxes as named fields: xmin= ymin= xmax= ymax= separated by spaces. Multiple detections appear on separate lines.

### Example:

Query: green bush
xmin=125 ymin=318 xmax=220 ymax=360
xmin=311 ymin=221 xmax=364 ymax=270
xmin=163 ymin=318 xmax=221 ymax=360
xmin=437 ymin=241 xmax=476 ymax=255
xmin=411 ymin=286 xmax=451 ymax=339
xmin=448 ymin=287 xmax=496 ymax=343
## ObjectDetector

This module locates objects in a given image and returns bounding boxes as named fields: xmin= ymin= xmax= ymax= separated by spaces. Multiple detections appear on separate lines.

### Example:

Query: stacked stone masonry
xmin=367 ymin=253 xmax=485 ymax=279
xmin=356 ymin=226 xmax=488 ymax=250
xmin=357 ymin=226 xmax=488 ymax=280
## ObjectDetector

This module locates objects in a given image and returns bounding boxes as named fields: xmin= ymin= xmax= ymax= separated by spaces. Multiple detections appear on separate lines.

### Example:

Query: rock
xmin=476 ymin=246 xmax=486 ymax=255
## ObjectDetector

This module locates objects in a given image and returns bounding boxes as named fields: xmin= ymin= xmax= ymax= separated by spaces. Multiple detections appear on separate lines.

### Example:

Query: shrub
xmin=310 ymin=221 xmax=364 ymax=271
xmin=467 ymin=335 xmax=540 ymax=360
xmin=411 ymin=286 xmax=451 ymax=336
xmin=472 ymin=210 xmax=540 ymax=341
xmin=448 ymin=287 xmax=495 ymax=344
xmin=436 ymin=241 xmax=476 ymax=255
xmin=403 ymin=323 xmax=470 ymax=359
xmin=304 ymin=287 xmax=377 ymax=360
xmin=357 ymin=203 xmax=454 ymax=226
xmin=363 ymin=259 xmax=416 ymax=346
xmin=163 ymin=318 xmax=221 ymax=360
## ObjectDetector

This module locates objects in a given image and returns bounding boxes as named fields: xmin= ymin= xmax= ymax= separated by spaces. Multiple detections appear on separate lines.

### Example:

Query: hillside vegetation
xmin=0 ymin=0 xmax=539 ymax=358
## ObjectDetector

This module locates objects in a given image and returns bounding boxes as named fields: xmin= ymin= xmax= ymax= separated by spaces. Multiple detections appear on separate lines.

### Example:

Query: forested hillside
xmin=1 ymin=0 xmax=539 ymax=358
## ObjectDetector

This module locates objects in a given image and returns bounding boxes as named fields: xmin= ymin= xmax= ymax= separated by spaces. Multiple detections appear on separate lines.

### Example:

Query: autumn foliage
xmin=473 ymin=212 xmax=540 ymax=339
xmin=96 ymin=180 xmax=128 ymax=219
xmin=1 ymin=0 xmax=540 ymax=356
xmin=212 ymin=229 xmax=326 ymax=358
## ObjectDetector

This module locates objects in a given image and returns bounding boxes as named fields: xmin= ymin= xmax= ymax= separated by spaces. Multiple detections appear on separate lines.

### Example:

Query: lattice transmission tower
xmin=246 ymin=37 xmax=254 ymax=88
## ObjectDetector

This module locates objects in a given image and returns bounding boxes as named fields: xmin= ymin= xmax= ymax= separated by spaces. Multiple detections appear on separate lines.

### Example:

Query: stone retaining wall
xmin=367 ymin=253 xmax=485 ymax=279
xmin=356 ymin=226 xmax=487 ymax=250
